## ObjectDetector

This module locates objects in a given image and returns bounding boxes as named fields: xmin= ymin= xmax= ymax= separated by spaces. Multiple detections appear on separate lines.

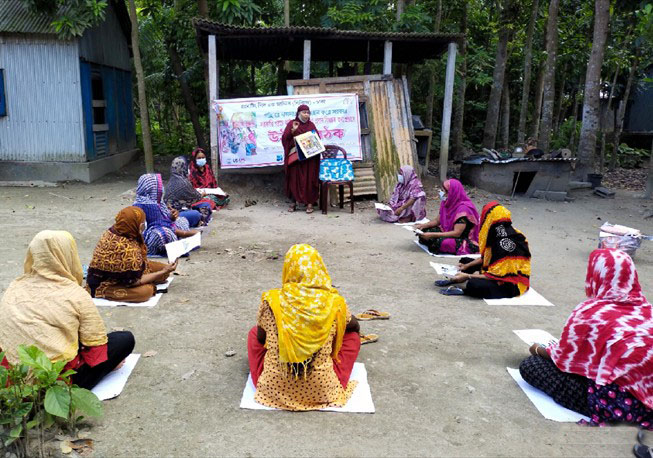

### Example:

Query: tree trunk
xmin=552 ymin=66 xmax=566 ymax=133
xmin=599 ymin=67 xmax=619 ymax=173
xmin=538 ymin=0 xmax=560 ymax=153
xmin=197 ymin=0 xmax=208 ymax=16
xmin=575 ymin=0 xmax=610 ymax=180
xmin=482 ymin=24 xmax=511 ymax=149
xmin=424 ymin=0 xmax=443 ymax=129
xmin=611 ymin=53 xmax=639 ymax=170
xmin=284 ymin=0 xmax=289 ymax=26
xmin=517 ymin=0 xmax=540 ymax=145
xmin=452 ymin=0 xmax=468 ymax=160
xmin=646 ymin=139 xmax=653 ymax=199
xmin=530 ymin=64 xmax=545 ymax=141
xmin=166 ymin=41 xmax=207 ymax=150
xmin=501 ymin=81 xmax=510 ymax=148
xmin=568 ymin=86 xmax=580 ymax=151
xmin=127 ymin=0 xmax=153 ymax=172
xmin=396 ymin=0 xmax=405 ymax=21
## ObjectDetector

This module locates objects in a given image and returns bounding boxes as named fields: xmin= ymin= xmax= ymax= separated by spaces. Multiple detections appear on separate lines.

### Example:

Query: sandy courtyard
xmin=1 ymin=161 xmax=652 ymax=457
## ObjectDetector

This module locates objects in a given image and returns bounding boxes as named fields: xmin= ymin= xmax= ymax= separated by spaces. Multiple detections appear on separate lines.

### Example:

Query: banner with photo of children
xmin=213 ymin=94 xmax=362 ymax=168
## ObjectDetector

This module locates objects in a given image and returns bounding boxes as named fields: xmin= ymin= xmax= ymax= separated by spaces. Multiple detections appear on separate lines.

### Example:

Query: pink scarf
xmin=439 ymin=179 xmax=479 ymax=242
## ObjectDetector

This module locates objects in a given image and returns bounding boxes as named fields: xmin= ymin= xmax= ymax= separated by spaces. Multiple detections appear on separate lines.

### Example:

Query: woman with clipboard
xmin=281 ymin=104 xmax=321 ymax=214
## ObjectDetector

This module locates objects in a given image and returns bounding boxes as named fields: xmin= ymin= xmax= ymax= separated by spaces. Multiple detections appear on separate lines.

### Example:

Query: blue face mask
xmin=397 ymin=174 xmax=405 ymax=184
xmin=439 ymin=190 xmax=446 ymax=200
xmin=196 ymin=158 xmax=207 ymax=167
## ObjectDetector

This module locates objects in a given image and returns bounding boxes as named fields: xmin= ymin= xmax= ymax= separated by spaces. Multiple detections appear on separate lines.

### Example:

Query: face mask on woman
xmin=140 ymin=221 xmax=147 ymax=234
xmin=439 ymin=190 xmax=446 ymax=200
xmin=196 ymin=158 xmax=207 ymax=167
xmin=397 ymin=174 xmax=404 ymax=184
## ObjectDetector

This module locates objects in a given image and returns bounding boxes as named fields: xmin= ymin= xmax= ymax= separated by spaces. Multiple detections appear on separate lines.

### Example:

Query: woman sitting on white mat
xmin=0 ymin=230 xmax=135 ymax=390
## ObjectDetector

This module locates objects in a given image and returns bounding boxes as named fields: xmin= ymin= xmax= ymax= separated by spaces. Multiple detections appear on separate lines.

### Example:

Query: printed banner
xmin=213 ymin=94 xmax=362 ymax=168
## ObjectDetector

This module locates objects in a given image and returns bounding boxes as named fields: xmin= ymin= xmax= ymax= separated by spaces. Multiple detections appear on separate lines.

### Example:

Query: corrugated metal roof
xmin=0 ymin=0 xmax=70 ymax=35
xmin=193 ymin=20 xmax=464 ymax=41
xmin=193 ymin=19 xmax=464 ymax=63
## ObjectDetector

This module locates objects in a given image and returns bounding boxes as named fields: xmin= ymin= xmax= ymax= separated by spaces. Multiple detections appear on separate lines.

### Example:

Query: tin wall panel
xmin=0 ymin=36 xmax=85 ymax=161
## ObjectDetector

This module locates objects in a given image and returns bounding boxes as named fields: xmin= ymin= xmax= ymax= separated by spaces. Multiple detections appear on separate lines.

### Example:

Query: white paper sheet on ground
xmin=165 ymin=232 xmax=201 ymax=263
xmin=92 ymin=354 xmax=140 ymax=401
xmin=413 ymin=239 xmax=481 ymax=259
xmin=429 ymin=262 xmax=459 ymax=278
xmin=484 ymin=288 xmax=554 ymax=307
xmin=506 ymin=367 xmax=590 ymax=423
xmin=156 ymin=276 xmax=173 ymax=292
xmin=196 ymin=187 xmax=226 ymax=196
xmin=239 ymin=362 xmax=374 ymax=413
xmin=402 ymin=225 xmax=424 ymax=235
xmin=513 ymin=329 xmax=559 ymax=347
xmin=93 ymin=293 xmax=162 ymax=308
xmin=374 ymin=202 xmax=392 ymax=211
xmin=394 ymin=218 xmax=430 ymax=226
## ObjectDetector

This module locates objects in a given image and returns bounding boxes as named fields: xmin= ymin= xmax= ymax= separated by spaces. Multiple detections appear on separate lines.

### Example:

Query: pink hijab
xmin=439 ymin=179 xmax=479 ymax=243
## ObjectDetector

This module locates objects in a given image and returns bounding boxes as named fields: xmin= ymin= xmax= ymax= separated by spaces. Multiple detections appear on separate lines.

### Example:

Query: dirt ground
xmin=1 ymin=159 xmax=652 ymax=457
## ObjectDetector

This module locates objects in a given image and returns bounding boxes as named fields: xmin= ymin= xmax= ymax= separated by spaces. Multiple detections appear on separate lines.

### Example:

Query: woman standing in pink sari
xmin=416 ymin=179 xmax=480 ymax=255
xmin=377 ymin=166 xmax=427 ymax=223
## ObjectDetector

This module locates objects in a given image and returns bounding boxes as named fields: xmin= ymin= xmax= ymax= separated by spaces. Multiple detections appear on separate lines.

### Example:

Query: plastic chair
xmin=319 ymin=144 xmax=354 ymax=215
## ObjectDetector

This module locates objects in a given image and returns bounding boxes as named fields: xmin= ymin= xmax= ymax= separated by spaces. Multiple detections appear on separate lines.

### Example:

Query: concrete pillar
xmin=383 ymin=41 xmax=393 ymax=75
xmin=303 ymin=40 xmax=311 ymax=80
xmin=208 ymin=34 xmax=219 ymax=176
xmin=439 ymin=42 xmax=457 ymax=183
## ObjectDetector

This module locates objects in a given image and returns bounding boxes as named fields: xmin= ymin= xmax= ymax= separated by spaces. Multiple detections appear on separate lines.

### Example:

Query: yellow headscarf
xmin=0 ymin=231 xmax=107 ymax=364
xmin=262 ymin=244 xmax=347 ymax=364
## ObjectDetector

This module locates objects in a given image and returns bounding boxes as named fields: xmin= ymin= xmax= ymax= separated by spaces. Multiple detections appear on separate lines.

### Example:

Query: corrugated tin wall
xmin=368 ymin=79 xmax=417 ymax=201
xmin=78 ymin=1 xmax=130 ymax=70
xmin=0 ymin=36 xmax=86 ymax=162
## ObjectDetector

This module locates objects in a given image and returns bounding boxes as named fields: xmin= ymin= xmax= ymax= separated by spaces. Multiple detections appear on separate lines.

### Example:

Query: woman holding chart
xmin=282 ymin=104 xmax=320 ymax=214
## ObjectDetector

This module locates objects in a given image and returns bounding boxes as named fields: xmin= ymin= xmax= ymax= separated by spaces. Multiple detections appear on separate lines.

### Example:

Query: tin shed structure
xmin=0 ymin=0 xmax=137 ymax=183
xmin=193 ymin=21 xmax=463 ymax=201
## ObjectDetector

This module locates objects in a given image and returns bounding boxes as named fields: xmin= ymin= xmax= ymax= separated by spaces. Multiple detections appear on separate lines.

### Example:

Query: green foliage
xmin=0 ymin=345 xmax=103 ymax=457
xmin=550 ymin=118 xmax=581 ymax=151
xmin=21 ymin=0 xmax=107 ymax=39
xmin=617 ymin=143 xmax=651 ymax=168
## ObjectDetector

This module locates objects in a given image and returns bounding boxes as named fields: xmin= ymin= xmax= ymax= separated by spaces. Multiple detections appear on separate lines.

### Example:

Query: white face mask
xmin=397 ymin=174 xmax=404 ymax=184
xmin=196 ymin=158 xmax=207 ymax=167
xmin=140 ymin=222 xmax=147 ymax=234
xmin=439 ymin=190 xmax=446 ymax=200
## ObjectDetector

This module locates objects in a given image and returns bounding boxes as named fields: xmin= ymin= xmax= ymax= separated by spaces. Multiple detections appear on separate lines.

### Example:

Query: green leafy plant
xmin=617 ymin=143 xmax=651 ymax=168
xmin=0 ymin=345 xmax=103 ymax=458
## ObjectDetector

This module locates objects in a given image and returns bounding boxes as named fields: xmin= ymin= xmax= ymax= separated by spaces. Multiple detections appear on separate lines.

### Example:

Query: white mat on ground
xmin=429 ymin=261 xmax=459 ymax=278
xmin=484 ymin=288 xmax=554 ymax=307
xmin=92 ymin=354 xmax=140 ymax=401
xmin=513 ymin=329 xmax=559 ymax=347
xmin=196 ymin=187 xmax=226 ymax=196
xmin=93 ymin=292 xmax=163 ymax=307
xmin=166 ymin=232 xmax=201 ymax=263
xmin=413 ymin=239 xmax=481 ymax=259
xmin=394 ymin=218 xmax=430 ymax=226
xmin=240 ymin=362 xmax=374 ymax=413
xmin=506 ymin=367 xmax=590 ymax=422
xmin=156 ymin=276 xmax=173 ymax=292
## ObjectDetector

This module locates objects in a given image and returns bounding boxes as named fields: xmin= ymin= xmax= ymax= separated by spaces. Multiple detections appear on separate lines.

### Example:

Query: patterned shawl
xmin=86 ymin=207 xmax=148 ymax=296
xmin=262 ymin=244 xmax=348 ymax=365
xmin=134 ymin=173 xmax=175 ymax=230
xmin=0 ymin=231 xmax=107 ymax=364
xmin=165 ymin=156 xmax=202 ymax=208
xmin=549 ymin=249 xmax=653 ymax=409
xmin=439 ymin=179 xmax=480 ymax=243
xmin=388 ymin=165 xmax=426 ymax=209
xmin=478 ymin=201 xmax=531 ymax=295
xmin=188 ymin=148 xmax=218 ymax=189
